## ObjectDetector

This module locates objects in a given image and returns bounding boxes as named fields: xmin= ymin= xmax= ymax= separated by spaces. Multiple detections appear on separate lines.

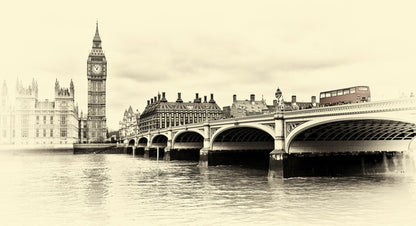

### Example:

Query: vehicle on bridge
xmin=320 ymin=86 xmax=371 ymax=106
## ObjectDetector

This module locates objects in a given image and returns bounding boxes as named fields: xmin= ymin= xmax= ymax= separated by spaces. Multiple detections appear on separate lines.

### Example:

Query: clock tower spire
xmin=93 ymin=21 xmax=102 ymax=48
xmin=86 ymin=22 xmax=107 ymax=143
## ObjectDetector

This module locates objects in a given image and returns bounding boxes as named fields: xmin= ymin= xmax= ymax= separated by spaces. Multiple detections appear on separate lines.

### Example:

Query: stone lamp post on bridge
xmin=275 ymin=87 xmax=284 ymax=112
xmin=269 ymin=87 xmax=286 ymax=177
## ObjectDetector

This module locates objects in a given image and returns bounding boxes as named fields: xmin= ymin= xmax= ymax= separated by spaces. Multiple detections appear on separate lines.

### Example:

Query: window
xmin=358 ymin=87 xmax=368 ymax=91
xmin=50 ymin=129 xmax=53 ymax=137
xmin=36 ymin=115 xmax=39 ymax=124
xmin=337 ymin=90 xmax=343 ymax=96
xmin=325 ymin=93 xmax=331 ymax=98
xmin=331 ymin=91 xmax=337 ymax=97
xmin=61 ymin=115 xmax=66 ymax=125
xmin=60 ymin=128 xmax=67 ymax=137
xmin=36 ymin=129 xmax=39 ymax=137
xmin=43 ymin=116 xmax=46 ymax=124
xmin=344 ymin=89 xmax=350 ymax=95
xmin=350 ymin=88 xmax=356 ymax=93
xmin=50 ymin=116 xmax=53 ymax=124
xmin=43 ymin=129 xmax=46 ymax=137
xmin=320 ymin=93 xmax=325 ymax=98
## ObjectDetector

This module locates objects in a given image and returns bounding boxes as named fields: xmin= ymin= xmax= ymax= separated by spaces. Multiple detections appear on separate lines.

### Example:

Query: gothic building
xmin=0 ymin=79 xmax=79 ymax=145
xmin=119 ymin=106 xmax=140 ymax=141
xmin=86 ymin=22 xmax=107 ymax=143
xmin=139 ymin=92 xmax=223 ymax=132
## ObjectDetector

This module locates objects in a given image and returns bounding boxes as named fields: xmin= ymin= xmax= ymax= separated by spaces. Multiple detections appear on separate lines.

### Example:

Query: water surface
xmin=0 ymin=150 xmax=415 ymax=225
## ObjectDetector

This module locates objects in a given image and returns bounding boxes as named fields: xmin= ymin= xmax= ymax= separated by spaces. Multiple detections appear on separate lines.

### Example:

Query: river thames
xmin=1 ymin=150 xmax=416 ymax=226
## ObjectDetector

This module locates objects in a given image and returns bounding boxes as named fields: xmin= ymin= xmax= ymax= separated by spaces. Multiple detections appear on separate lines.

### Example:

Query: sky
xmin=1 ymin=0 xmax=416 ymax=131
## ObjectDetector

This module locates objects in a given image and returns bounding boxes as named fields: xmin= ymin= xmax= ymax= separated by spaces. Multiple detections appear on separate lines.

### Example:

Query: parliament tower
xmin=87 ymin=22 xmax=107 ymax=142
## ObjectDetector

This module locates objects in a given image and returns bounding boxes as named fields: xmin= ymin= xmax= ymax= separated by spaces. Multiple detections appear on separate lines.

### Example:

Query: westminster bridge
xmin=123 ymin=98 xmax=416 ymax=178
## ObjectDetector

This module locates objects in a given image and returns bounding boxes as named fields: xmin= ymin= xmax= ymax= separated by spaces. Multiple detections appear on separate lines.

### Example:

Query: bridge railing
xmin=284 ymin=98 xmax=416 ymax=118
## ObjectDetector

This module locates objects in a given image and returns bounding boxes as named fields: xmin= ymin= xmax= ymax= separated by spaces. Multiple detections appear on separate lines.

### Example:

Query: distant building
xmin=119 ymin=106 xmax=140 ymax=141
xmin=228 ymin=94 xmax=269 ymax=118
xmin=223 ymin=89 xmax=317 ymax=118
xmin=319 ymin=86 xmax=371 ymax=106
xmin=78 ymin=112 xmax=88 ymax=143
xmin=139 ymin=92 xmax=223 ymax=132
xmin=267 ymin=94 xmax=317 ymax=112
xmin=0 ymin=79 xmax=79 ymax=145
xmin=222 ymin=106 xmax=231 ymax=118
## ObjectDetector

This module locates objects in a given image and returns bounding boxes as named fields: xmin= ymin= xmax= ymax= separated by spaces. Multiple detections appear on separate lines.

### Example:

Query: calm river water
xmin=1 ymin=150 xmax=416 ymax=226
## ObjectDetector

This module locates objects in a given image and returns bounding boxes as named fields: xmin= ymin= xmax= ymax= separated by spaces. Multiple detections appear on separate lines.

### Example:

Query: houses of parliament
xmin=0 ymin=23 xmax=107 ymax=145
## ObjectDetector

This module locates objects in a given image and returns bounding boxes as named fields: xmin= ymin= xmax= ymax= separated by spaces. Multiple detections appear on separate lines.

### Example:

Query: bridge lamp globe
xmin=275 ymin=88 xmax=282 ymax=100
xmin=275 ymin=87 xmax=283 ymax=111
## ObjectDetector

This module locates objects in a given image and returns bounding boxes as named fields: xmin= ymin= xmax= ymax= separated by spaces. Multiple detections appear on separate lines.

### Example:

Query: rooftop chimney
xmin=204 ymin=96 xmax=207 ymax=103
xmin=151 ymin=98 xmax=154 ymax=104
xmin=194 ymin=93 xmax=201 ymax=103
xmin=311 ymin=96 xmax=316 ymax=104
xmin=233 ymin=94 xmax=237 ymax=102
xmin=147 ymin=100 xmax=150 ymax=105
xmin=157 ymin=93 xmax=161 ymax=101
xmin=291 ymin=95 xmax=296 ymax=104
xmin=311 ymin=96 xmax=316 ymax=107
xmin=209 ymin=93 xmax=216 ymax=103
xmin=250 ymin=94 xmax=255 ymax=102
xmin=161 ymin=92 xmax=167 ymax=102
xmin=176 ymin=92 xmax=183 ymax=103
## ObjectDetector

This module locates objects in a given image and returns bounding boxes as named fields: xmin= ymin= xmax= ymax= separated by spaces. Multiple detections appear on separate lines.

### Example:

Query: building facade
xmin=267 ymin=94 xmax=318 ymax=112
xmin=119 ymin=106 xmax=140 ymax=141
xmin=78 ymin=111 xmax=88 ymax=143
xmin=86 ymin=22 xmax=107 ymax=142
xmin=229 ymin=94 xmax=269 ymax=118
xmin=0 ymin=79 xmax=79 ymax=145
xmin=139 ymin=92 xmax=223 ymax=132
xmin=223 ymin=89 xmax=318 ymax=119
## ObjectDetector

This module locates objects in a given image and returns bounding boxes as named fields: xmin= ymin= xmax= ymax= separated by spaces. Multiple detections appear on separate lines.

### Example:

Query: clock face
xmin=92 ymin=64 xmax=102 ymax=74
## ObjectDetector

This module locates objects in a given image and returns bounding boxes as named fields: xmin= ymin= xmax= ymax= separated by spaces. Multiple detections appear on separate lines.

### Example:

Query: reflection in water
xmin=83 ymin=155 xmax=110 ymax=206
xmin=0 ymin=151 xmax=416 ymax=225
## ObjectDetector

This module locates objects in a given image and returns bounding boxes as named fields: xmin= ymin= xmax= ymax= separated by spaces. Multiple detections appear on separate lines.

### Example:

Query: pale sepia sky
xmin=1 ymin=0 xmax=416 ymax=130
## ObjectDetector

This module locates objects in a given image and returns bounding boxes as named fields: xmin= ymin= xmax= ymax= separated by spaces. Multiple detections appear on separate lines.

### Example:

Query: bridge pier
xmin=199 ymin=122 xmax=211 ymax=167
xmin=199 ymin=148 xmax=210 ymax=167
xmin=164 ymin=147 xmax=171 ymax=161
xmin=268 ymin=113 xmax=287 ymax=178
xmin=164 ymin=129 xmax=172 ymax=161
xmin=268 ymin=149 xmax=286 ymax=178
xmin=144 ymin=147 xmax=150 ymax=158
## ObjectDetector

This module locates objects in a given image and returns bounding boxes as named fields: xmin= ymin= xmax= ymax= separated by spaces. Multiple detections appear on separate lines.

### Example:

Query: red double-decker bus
xmin=319 ymin=86 xmax=371 ymax=106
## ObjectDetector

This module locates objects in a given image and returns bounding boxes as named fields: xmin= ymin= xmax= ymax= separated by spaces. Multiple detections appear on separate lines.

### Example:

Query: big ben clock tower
xmin=87 ymin=22 xmax=107 ymax=142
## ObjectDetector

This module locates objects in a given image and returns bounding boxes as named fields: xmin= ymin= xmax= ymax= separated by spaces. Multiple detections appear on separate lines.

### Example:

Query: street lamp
xmin=275 ymin=87 xmax=283 ymax=111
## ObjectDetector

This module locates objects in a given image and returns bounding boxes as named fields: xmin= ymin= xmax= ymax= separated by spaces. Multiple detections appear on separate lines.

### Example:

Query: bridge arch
xmin=128 ymin=139 xmax=135 ymax=146
xmin=209 ymin=125 xmax=275 ymax=169
xmin=137 ymin=137 xmax=148 ymax=148
xmin=138 ymin=137 xmax=148 ymax=144
xmin=172 ymin=130 xmax=204 ymax=149
xmin=151 ymin=134 xmax=168 ymax=147
xmin=169 ymin=130 xmax=204 ymax=161
xmin=286 ymin=116 xmax=416 ymax=153
xmin=210 ymin=124 xmax=275 ymax=149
